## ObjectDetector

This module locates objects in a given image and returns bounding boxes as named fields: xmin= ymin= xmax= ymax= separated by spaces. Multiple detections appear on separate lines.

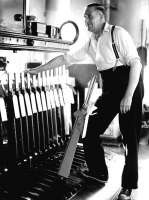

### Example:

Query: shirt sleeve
xmin=115 ymin=26 xmax=140 ymax=65
xmin=64 ymin=40 xmax=90 ymax=65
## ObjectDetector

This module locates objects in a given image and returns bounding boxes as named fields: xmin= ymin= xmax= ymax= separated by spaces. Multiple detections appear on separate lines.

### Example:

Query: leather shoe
xmin=80 ymin=170 xmax=108 ymax=184
xmin=118 ymin=188 xmax=132 ymax=200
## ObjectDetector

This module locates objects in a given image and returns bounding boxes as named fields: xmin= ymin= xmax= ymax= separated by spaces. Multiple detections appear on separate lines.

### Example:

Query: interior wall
xmin=0 ymin=0 xmax=23 ymax=32
xmin=0 ymin=0 xmax=46 ymax=73
xmin=45 ymin=0 xmax=101 ymax=87
xmin=45 ymin=0 xmax=149 ymax=91
xmin=0 ymin=0 xmax=148 ymax=99
xmin=110 ymin=0 xmax=149 ymax=105
xmin=110 ymin=0 xmax=149 ymax=47
xmin=45 ymin=0 xmax=104 ymax=47
xmin=26 ymin=0 xmax=46 ymax=22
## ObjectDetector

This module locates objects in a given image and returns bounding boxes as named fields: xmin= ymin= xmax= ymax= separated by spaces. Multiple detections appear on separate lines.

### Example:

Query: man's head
xmin=84 ymin=3 xmax=106 ymax=33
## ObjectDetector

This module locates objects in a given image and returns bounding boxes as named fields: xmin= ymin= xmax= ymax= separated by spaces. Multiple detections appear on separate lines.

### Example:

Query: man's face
xmin=84 ymin=7 xmax=104 ymax=33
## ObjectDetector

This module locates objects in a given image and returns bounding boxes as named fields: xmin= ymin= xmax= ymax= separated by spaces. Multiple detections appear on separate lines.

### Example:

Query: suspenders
xmin=111 ymin=25 xmax=120 ymax=69
xmin=88 ymin=25 xmax=120 ymax=69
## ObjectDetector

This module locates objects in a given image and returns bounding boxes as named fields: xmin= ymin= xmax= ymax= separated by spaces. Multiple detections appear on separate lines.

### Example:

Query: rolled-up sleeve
xmin=115 ymin=27 xmax=141 ymax=66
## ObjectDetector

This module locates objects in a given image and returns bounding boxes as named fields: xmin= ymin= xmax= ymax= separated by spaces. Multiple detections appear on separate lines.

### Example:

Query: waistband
xmin=99 ymin=65 xmax=130 ymax=74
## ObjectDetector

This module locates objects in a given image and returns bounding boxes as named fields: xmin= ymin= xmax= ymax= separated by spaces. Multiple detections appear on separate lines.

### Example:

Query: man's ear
xmin=97 ymin=9 xmax=105 ymax=19
xmin=100 ymin=12 xmax=105 ymax=20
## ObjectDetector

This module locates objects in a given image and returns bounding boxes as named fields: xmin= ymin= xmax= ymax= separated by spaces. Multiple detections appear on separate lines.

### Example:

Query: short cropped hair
xmin=86 ymin=3 xmax=106 ymax=15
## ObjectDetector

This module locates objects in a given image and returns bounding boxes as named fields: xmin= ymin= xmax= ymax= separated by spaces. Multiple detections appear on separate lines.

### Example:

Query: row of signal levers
xmin=0 ymin=66 xmax=87 ymax=200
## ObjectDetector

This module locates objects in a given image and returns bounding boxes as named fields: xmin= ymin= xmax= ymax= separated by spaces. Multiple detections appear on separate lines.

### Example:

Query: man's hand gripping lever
xmin=74 ymin=108 xmax=87 ymax=119
xmin=24 ymin=55 xmax=66 ymax=75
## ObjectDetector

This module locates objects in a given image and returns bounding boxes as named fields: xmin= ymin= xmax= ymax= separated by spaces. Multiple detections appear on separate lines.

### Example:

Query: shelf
xmin=0 ymin=29 xmax=73 ymax=52
xmin=0 ymin=43 xmax=70 ymax=53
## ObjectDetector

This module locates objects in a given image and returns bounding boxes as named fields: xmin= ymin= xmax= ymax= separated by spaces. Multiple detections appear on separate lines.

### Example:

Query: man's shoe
xmin=80 ymin=170 xmax=108 ymax=184
xmin=118 ymin=188 xmax=132 ymax=200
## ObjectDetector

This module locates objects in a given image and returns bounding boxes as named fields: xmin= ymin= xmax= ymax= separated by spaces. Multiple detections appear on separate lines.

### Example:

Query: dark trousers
xmin=83 ymin=66 xmax=144 ymax=189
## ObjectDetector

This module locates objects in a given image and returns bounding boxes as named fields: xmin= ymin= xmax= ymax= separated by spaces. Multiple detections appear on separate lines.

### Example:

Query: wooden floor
xmin=73 ymin=143 xmax=149 ymax=200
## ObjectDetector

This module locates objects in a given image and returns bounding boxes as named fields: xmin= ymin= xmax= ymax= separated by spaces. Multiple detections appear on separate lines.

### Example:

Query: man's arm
xmin=27 ymin=40 xmax=90 ymax=74
xmin=125 ymin=58 xmax=142 ymax=98
xmin=120 ymin=58 xmax=142 ymax=114
xmin=115 ymin=27 xmax=143 ymax=114
xmin=27 ymin=55 xmax=66 ymax=74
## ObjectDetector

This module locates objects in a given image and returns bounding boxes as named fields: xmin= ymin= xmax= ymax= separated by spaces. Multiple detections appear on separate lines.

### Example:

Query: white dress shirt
xmin=65 ymin=22 xmax=140 ymax=71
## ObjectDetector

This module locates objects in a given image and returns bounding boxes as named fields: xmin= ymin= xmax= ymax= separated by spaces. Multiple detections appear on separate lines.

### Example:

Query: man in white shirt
xmin=29 ymin=3 xmax=144 ymax=200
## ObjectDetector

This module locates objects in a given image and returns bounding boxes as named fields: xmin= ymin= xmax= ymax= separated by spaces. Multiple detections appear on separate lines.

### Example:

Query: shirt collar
xmin=103 ymin=22 xmax=110 ymax=32
xmin=91 ymin=22 xmax=111 ymax=40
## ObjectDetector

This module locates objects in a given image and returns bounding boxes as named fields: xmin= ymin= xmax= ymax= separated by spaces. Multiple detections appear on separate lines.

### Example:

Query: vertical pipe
xmin=104 ymin=0 xmax=110 ymax=22
xmin=23 ymin=0 xmax=27 ymax=33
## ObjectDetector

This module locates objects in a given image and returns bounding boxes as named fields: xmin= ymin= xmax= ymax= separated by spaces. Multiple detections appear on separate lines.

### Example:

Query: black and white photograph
xmin=0 ymin=0 xmax=149 ymax=199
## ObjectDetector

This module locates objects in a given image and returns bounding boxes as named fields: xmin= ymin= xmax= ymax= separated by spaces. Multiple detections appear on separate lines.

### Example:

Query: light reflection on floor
xmin=83 ymin=144 xmax=149 ymax=200
xmin=85 ymin=148 xmax=124 ymax=200
xmin=132 ymin=145 xmax=149 ymax=200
